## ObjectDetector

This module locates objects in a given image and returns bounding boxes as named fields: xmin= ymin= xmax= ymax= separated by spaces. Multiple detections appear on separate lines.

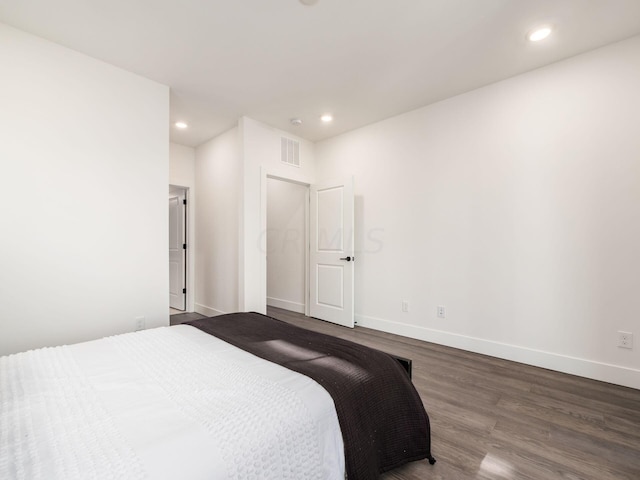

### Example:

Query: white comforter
xmin=0 ymin=325 xmax=345 ymax=480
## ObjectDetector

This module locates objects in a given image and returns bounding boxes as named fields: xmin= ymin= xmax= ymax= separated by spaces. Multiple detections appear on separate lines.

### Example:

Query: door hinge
xmin=183 ymin=199 xmax=187 ymax=205
xmin=182 ymin=288 xmax=186 ymax=294
xmin=183 ymin=243 xmax=187 ymax=249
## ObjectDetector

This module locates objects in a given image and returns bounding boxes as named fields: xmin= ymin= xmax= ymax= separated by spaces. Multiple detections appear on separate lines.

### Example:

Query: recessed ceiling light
xmin=528 ymin=26 xmax=552 ymax=42
xmin=320 ymin=114 xmax=333 ymax=123
xmin=175 ymin=121 xmax=188 ymax=129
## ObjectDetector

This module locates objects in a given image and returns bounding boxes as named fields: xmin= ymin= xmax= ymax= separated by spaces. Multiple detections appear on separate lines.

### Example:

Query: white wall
xmin=239 ymin=117 xmax=316 ymax=313
xmin=170 ymin=142 xmax=195 ymax=188
xmin=267 ymin=178 xmax=307 ymax=313
xmin=0 ymin=23 xmax=169 ymax=355
xmin=315 ymin=36 xmax=640 ymax=389
xmin=170 ymin=142 xmax=196 ymax=311
xmin=194 ymin=127 xmax=241 ymax=316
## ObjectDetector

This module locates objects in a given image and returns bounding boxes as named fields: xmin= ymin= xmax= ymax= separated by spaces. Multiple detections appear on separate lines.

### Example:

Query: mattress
xmin=0 ymin=325 xmax=345 ymax=480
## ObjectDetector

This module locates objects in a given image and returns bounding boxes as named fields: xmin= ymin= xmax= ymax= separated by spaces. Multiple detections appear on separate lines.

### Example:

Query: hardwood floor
xmin=169 ymin=311 xmax=208 ymax=325
xmin=266 ymin=307 xmax=640 ymax=480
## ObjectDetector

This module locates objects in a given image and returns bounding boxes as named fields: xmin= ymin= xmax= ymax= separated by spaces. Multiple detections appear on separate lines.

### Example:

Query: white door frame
xmin=260 ymin=168 xmax=312 ymax=316
xmin=260 ymin=169 xmax=355 ymax=324
xmin=260 ymin=168 xmax=311 ymax=316
xmin=169 ymin=184 xmax=195 ymax=312
xmin=169 ymin=193 xmax=186 ymax=310
xmin=264 ymin=176 xmax=310 ymax=316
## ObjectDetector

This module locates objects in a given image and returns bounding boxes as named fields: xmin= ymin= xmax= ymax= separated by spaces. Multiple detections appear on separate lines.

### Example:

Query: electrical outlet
xmin=437 ymin=305 xmax=446 ymax=319
xmin=618 ymin=331 xmax=633 ymax=349
xmin=402 ymin=300 xmax=410 ymax=313
xmin=135 ymin=316 xmax=146 ymax=332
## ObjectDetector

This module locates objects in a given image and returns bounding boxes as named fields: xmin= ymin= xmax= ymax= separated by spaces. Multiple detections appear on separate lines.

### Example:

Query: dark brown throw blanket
xmin=186 ymin=312 xmax=434 ymax=480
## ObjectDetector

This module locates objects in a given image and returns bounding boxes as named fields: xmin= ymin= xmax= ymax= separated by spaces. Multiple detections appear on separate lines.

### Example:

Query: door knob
xmin=339 ymin=256 xmax=352 ymax=262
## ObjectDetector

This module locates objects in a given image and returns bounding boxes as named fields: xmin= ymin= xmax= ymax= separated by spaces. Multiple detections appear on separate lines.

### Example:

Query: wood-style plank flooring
xmin=169 ymin=311 xmax=208 ymax=324
xmin=174 ymin=308 xmax=640 ymax=479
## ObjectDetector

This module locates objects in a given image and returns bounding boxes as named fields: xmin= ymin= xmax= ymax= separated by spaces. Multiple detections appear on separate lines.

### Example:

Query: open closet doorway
xmin=266 ymin=177 xmax=308 ymax=314
xmin=169 ymin=186 xmax=187 ymax=312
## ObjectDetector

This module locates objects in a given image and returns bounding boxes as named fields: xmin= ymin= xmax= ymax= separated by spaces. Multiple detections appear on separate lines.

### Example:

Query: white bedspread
xmin=0 ymin=325 xmax=345 ymax=480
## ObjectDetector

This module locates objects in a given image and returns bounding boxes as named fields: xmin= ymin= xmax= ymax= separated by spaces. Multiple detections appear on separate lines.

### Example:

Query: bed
xmin=1 ymin=312 xmax=434 ymax=479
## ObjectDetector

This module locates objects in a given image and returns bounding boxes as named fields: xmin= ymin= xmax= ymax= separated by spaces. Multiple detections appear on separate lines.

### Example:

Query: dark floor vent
xmin=391 ymin=355 xmax=412 ymax=379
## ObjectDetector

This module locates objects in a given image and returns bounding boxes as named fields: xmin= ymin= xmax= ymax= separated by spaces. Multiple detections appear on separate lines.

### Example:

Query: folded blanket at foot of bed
xmin=187 ymin=312 xmax=434 ymax=480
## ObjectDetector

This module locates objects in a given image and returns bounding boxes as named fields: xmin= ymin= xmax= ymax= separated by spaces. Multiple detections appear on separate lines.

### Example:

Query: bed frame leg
xmin=428 ymin=455 xmax=436 ymax=465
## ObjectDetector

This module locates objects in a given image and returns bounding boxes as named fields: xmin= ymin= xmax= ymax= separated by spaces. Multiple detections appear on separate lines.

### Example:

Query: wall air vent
xmin=281 ymin=137 xmax=300 ymax=167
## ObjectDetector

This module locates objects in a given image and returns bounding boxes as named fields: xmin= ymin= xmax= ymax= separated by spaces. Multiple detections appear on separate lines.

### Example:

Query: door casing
xmin=169 ymin=186 xmax=188 ymax=311
xmin=259 ymin=169 xmax=355 ymax=327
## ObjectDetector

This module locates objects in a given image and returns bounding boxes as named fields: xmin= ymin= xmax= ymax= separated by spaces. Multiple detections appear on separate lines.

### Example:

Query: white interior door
xmin=169 ymin=195 xmax=186 ymax=310
xmin=309 ymin=177 xmax=354 ymax=327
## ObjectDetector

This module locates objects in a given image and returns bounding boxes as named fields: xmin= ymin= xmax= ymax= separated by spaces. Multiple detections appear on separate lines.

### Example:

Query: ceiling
xmin=2 ymin=0 xmax=640 ymax=147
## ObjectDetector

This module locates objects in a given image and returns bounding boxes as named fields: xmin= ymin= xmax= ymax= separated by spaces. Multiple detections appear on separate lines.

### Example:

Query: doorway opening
xmin=266 ymin=177 xmax=309 ymax=314
xmin=169 ymin=186 xmax=187 ymax=313
xmin=262 ymin=173 xmax=355 ymax=327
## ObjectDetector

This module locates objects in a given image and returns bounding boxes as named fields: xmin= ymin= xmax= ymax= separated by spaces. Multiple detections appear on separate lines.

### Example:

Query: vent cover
xmin=281 ymin=137 xmax=300 ymax=167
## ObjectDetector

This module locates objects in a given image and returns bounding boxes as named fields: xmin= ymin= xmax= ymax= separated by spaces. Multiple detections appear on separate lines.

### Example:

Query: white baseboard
xmin=267 ymin=297 xmax=305 ymax=314
xmin=195 ymin=303 xmax=226 ymax=317
xmin=356 ymin=314 xmax=640 ymax=391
